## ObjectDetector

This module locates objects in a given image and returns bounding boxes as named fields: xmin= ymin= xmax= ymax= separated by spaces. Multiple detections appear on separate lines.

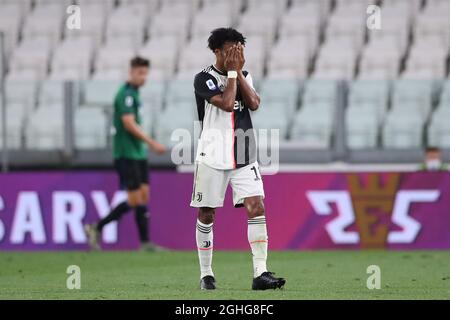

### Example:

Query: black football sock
xmin=97 ymin=201 xmax=131 ymax=232
xmin=135 ymin=205 xmax=149 ymax=243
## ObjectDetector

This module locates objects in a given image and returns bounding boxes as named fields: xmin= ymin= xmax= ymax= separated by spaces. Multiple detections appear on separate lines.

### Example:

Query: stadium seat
xmin=201 ymin=0 xmax=242 ymax=24
xmin=291 ymin=0 xmax=331 ymax=23
xmin=415 ymin=15 xmax=450 ymax=52
xmin=325 ymin=4 xmax=366 ymax=52
xmin=81 ymin=80 xmax=122 ymax=109
xmin=279 ymin=9 xmax=321 ymax=55
xmin=251 ymin=104 xmax=289 ymax=140
xmin=154 ymin=103 xmax=195 ymax=147
xmin=148 ymin=3 xmax=192 ymax=42
xmin=0 ymin=0 xmax=32 ymax=15
xmin=160 ymin=0 xmax=201 ymax=13
xmin=105 ymin=4 xmax=148 ymax=49
xmin=50 ymin=37 xmax=94 ymax=80
xmin=177 ymin=39 xmax=215 ymax=80
xmin=359 ymin=36 xmax=402 ymax=80
xmin=95 ymin=41 xmax=136 ymax=77
xmin=191 ymin=8 xmax=233 ymax=40
xmin=92 ymin=69 xmax=127 ymax=81
xmin=34 ymin=0 xmax=72 ymax=6
xmin=346 ymin=106 xmax=379 ymax=149
xmin=241 ymin=36 xmax=266 ymax=80
xmin=9 ymin=37 xmax=52 ymax=81
xmin=0 ymin=100 xmax=27 ymax=149
xmin=267 ymin=36 xmax=310 ymax=80
xmin=74 ymin=108 xmax=108 ymax=149
xmin=38 ymin=80 xmax=79 ymax=109
xmin=139 ymin=36 xmax=179 ymax=79
xmin=5 ymin=80 xmax=37 ymax=111
xmin=402 ymin=35 xmax=448 ymax=79
xmin=383 ymin=0 xmax=421 ymax=17
xmin=382 ymin=109 xmax=424 ymax=149
xmin=302 ymin=80 xmax=337 ymax=108
xmin=259 ymin=79 xmax=300 ymax=119
xmin=165 ymin=80 xmax=196 ymax=107
xmin=290 ymin=104 xmax=334 ymax=148
xmin=140 ymin=80 xmax=166 ymax=116
xmin=291 ymin=80 xmax=337 ymax=149
xmin=22 ymin=4 xmax=64 ymax=48
xmin=428 ymin=106 xmax=450 ymax=148
xmin=238 ymin=6 xmax=278 ymax=48
xmin=367 ymin=7 xmax=410 ymax=56
xmin=313 ymin=37 xmax=357 ymax=80
xmin=76 ymin=0 xmax=115 ymax=12
xmin=25 ymin=105 xmax=64 ymax=150
xmin=348 ymin=80 xmax=390 ymax=121
xmin=246 ymin=0 xmax=288 ymax=18
xmin=0 ymin=3 xmax=23 ymax=58
xmin=280 ymin=16 xmax=320 ymax=58
xmin=121 ymin=0 xmax=159 ymax=15
xmin=391 ymin=80 xmax=434 ymax=118
xmin=438 ymin=80 xmax=450 ymax=106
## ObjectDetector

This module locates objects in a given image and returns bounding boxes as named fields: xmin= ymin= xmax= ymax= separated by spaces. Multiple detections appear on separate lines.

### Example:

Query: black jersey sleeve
xmin=194 ymin=72 xmax=222 ymax=102
xmin=242 ymin=71 xmax=255 ymax=89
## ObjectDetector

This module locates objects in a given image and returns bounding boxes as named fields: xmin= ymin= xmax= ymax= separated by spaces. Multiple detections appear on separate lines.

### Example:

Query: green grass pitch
xmin=0 ymin=251 xmax=449 ymax=299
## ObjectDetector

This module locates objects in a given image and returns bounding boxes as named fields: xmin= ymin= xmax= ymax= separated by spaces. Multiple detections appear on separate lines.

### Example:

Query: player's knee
xmin=127 ymin=198 xmax=137 ymax=208
xmin=140 ymin=191 xmax=149 ymax=204
xmin=246 ymin=199 xmax=265 ymax=218
xmin=140 ymin=185 xmax=150 ymax=204
xmin=127 ymin=191 xmax=141 ymax=208
xmin=198 ymin=208 xmax=215 ymax=224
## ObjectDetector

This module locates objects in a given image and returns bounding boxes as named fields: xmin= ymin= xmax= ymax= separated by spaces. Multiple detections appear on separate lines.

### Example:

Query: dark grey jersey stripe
xmin=196 ymin=224 xmax=212 ymax=232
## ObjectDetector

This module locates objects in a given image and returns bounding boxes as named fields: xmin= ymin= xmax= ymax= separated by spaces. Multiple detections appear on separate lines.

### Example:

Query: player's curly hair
xmin=207 ymin=27 xmax=246 ymax=51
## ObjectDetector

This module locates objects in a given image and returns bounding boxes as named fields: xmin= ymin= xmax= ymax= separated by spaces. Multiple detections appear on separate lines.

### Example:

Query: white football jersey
xmin=193 ymin=65 xmax=257 ymax=170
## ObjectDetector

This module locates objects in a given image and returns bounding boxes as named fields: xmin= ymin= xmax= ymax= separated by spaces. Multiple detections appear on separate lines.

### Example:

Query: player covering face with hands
xmin=224 ymin=42 xmax=245 ymax=73
xmin=191 ymin=28 xmax=286 ymax=290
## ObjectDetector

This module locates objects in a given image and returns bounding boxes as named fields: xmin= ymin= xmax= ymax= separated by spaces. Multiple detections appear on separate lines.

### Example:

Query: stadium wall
xmin=0 ymin=171 xmax=449 ymax=250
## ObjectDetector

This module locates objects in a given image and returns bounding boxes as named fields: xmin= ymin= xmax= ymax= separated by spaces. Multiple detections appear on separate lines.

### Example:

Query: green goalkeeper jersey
xmin=113 ymin=82 xmax=147 ymax=160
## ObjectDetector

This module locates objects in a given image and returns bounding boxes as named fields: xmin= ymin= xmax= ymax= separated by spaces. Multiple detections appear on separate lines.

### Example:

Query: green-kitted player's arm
xmin=119 ymin=94 xmax=167 ymax=154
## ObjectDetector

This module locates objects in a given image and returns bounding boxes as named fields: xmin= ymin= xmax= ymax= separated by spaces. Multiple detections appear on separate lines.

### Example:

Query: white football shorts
xmin=190 ymin=161 xmax=265 ymax=208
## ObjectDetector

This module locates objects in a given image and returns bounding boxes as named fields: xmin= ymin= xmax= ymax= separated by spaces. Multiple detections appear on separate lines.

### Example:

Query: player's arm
xmin=209 ymin=79 xmax=237 ymax=113
xmin=121 ymin=114 xmax=166 ymax=154
xmin=237 ymin=71 xmax=259 ymax=111
xmin=236 ymin=43 xmax=260 ymax=111
xmin=194 ymin=47 xmax=240 ymax=113
xmin=117 ymin=94 xmax=166 ymax=154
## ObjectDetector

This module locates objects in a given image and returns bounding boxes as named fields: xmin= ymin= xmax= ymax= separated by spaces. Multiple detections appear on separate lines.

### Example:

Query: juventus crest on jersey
xmin=193 ymin=65 xmax=257 ymax=170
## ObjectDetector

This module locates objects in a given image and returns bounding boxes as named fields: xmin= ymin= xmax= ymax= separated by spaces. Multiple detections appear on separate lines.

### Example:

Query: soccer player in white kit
xmin=191 ymin=28 xmax=286 ymax=290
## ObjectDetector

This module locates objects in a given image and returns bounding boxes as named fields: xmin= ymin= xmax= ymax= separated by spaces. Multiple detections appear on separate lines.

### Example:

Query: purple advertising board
xmin=0 ymin=171 xmax=449 ymax=250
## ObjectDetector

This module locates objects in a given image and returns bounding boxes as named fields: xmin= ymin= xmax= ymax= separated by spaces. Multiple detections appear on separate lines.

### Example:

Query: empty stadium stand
xmin=0 ymin=0 xmax=449 ymax=166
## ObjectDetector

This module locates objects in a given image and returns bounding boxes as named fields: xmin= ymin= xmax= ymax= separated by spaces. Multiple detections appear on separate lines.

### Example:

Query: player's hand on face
xmin=223 ymin=45 xmax=233 ymax=71
xmin=149 ymin=140 xmax=168 ymax=154
xmin=224 ymin=45 xmax=240 ymax=71
xmin=236 ymin=42 xmax=245 ymax=71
